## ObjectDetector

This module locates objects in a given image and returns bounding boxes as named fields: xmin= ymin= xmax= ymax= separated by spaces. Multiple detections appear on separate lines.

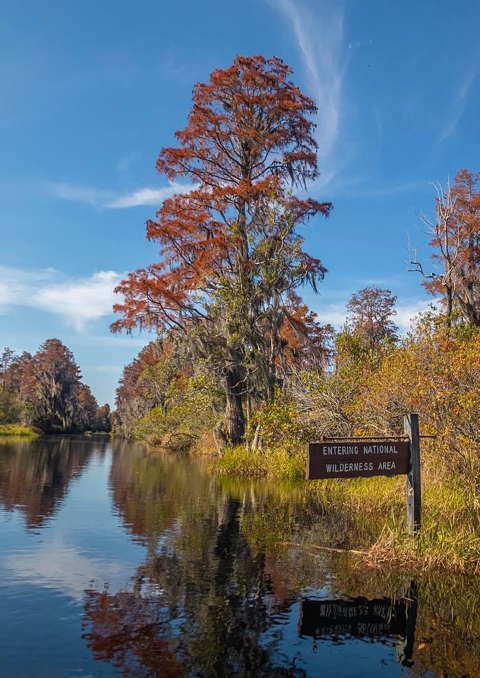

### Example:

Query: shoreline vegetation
xmin=0 ymin=424 xmax=39 ymax=437
xmin=112 ymin=317 xmax=480 ymax=576
xmin=214 ymin=446 xmax=480 ymax=576
xmin=0 ymin=339 xmax=111 ymax=435
xmin=0 ymin=425 xmax=112 ymax=438
xmin=107 ymin=58 xmax=480 ymax=575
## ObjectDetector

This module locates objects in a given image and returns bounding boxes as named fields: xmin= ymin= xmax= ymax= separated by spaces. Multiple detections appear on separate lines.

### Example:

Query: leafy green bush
xmin=0 ymin=424 xmax=39 ymax=437
xmin=246 ymin=392 xmax=313 ymax=454
xmin=134 ymin=374 xmax=220 ymax=451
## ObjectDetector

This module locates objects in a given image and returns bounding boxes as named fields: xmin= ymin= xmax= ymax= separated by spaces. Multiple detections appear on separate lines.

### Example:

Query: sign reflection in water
xmin=299 ymin=583 xmax=418 ymax=668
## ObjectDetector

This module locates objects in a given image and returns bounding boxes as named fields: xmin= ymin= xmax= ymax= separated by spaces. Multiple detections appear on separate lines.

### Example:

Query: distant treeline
xmin=0 ymin=338 xmax=110 ymax=434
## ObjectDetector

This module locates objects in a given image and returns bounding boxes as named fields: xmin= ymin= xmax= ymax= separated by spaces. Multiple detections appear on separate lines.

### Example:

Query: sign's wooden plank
xmin=306 ymin=455 xmax=410 ymax=479
xmin=308 ymin=440 xmax=410 ymax=462
xmin=306 ymin=416 xmax=421 ymax=529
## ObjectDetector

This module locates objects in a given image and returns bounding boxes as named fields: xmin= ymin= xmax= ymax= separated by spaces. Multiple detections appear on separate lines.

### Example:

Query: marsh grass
xmin=0 ymin=424 xmax=39 ymax=437
xmin=215 ymin=446 xmax=480 ymax=573
xmin=311 ymin=468 xmax=480 ymax=573
xmin=216 ymin=444 xmax=305 ymax=481
xmin=367 ymin=518 xmax=480 ymax=574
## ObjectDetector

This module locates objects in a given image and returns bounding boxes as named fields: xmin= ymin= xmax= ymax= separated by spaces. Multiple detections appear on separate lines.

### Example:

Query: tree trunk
xmin=446 ymin=285 xmax=453 ymax=328
xmin=224 ymin=368 xmax=245 ymax=445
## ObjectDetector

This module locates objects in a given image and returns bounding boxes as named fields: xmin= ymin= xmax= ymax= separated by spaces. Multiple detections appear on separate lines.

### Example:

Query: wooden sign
xmin=307 ymin=439 xmax=410 ymax=479
xmin=299 ymin=597 xmax=408 ymax=639
xmin=306 ymin=415 xmax=422 ymax=535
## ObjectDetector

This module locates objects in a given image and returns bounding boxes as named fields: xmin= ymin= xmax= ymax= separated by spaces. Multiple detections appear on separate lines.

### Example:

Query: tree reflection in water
xmin=82 ymin=442 xmax=480 ymax=677
xmin=0 ymin=436 xmax=102 ymax=528
xmin=82 ymin=442 xmax=309 ymax=675
xmin=83 ymin=491 xmax=305 ymax=676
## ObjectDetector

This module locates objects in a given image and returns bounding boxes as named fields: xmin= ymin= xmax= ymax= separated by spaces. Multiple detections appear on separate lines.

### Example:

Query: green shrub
xmin=0 ymin=424 xmax=39 ymax=437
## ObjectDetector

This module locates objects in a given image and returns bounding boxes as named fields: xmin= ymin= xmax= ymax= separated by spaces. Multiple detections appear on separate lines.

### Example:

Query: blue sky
xmin=1 ymin=0 xmax=479 ymax=406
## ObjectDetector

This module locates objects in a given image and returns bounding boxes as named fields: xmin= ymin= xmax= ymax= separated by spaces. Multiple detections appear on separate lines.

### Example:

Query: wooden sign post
xmin=404 ymin=413 xmax=421 ymax=535
xmin=306 ymin=413 xmax=422 ymax=535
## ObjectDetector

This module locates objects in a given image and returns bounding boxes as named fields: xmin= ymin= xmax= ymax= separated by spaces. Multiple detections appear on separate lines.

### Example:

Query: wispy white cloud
xmin=74 ymin=335 xmax=151 ymax=348
xmin=48 ymin=183 xmax=114 ymax=207
xmin=395 ymin=298 xmax=433 ymax=333
xmin=312 ymin=295 xmax=432 ymax=334
xmin=314 ymin=302 xmax=348 ymax=328
xmin=32 ymin=271 xmax=123 ymax=331
xmin=348 ymin=39 xmax=372 ymax=50
xmin=116 ymin=151 xmax=143 ymax=173
xmin=436 ymin=65 xmax=478 ymax=143
xmin=0 ymin=266 xmax=58 ymax=311
xmin=106 ymin=183 xmax=192 ymax=208
xmin=47 ymin=181 xmax=193 ymax=209
xmin=0 ymin=266 xmax=123 ymax=331
xmin=266 ymin=0 xmax=348 ymax=187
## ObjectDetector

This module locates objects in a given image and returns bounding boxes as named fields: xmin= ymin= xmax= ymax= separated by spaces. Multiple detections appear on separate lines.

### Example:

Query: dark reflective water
xmin=0 ymin=436 xmax=479 ymax=677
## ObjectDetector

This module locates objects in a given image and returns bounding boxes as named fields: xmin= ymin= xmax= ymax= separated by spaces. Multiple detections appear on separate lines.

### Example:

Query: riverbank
xmin=214 ymin=444 xmax=480 ymax=575
xmin=215 ymin=444 xmax=305 ymax=480
xmin=0 ymin=424 xmax=40 ymax=437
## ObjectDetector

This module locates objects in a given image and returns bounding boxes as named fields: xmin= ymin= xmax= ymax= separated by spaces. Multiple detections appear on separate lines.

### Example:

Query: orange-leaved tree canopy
xmin=112 ymin=55 xmax=332 ymax=444
xmin=410 ymin=169 xmax=480 ymax=327
xmin=424 ymin=169 xmax=480 ymax=326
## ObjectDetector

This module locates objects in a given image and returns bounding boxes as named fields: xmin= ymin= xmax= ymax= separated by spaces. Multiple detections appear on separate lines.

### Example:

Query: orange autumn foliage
xmin=112 ymin=56 xmax=330 ymax=337
xmin=350 ymin=320 xmax=480 ymax=480
xmin=112 ymin=56 xmax=332 ymax=443
xmin=422 ymin=169 xmax=480 ymax=326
